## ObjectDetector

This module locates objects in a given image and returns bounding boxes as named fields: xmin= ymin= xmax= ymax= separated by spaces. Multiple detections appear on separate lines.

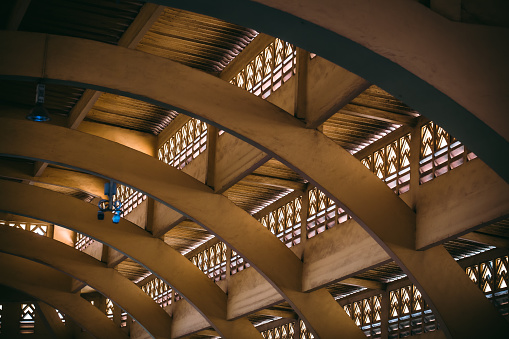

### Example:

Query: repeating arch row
xmin=0 ymin=29 xmax=507 ymax=337
xmin=153 ymin=0 xmax=509 ymax=182
xmin=0 ymin=178 xmax=261 ymax=339
xmin=0 ymin=253 xmax=128 ymax=339
xmin=0 ymin=120 xmax=363 ymax=338
xmin=0 ymin=226 xmax=172 ymax=339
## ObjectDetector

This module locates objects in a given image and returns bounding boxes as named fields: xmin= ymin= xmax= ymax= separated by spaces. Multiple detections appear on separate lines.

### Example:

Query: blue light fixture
xmin=26 ymin=83 xmax=51 ymax=122
xmin=97 ymin=182 xmax=123 ymax=223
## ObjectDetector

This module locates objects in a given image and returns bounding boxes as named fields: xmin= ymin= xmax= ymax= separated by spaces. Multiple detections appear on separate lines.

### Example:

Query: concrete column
xmin=409 ymin=120 xmax=423 ymax=210
xmin=206 ymin=125 xmax=218 ymax=189
xmin=300 ymin=187 xmax=310 ymax=247
xmin=380 ymin=290 xmax=389 ymax=339
xmin=145 ymin=197 xmax=155 ymax=235
xmin=294 ymin=48 xmax=309 ymax=120
xmin=225 ymin=246 xmax=232 ymax=283
xmin=294 ymin=319 xmax=301 ymax=339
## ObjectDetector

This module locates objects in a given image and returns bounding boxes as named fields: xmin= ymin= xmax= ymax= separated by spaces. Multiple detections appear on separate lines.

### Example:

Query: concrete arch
xmin=0 ymin=118 xmax=506 ymax=338
xmin=0 ymin=226 xmax=172 ymax=339
xmin=0 ymin=31 xmax=507 ymax=337
xmin=0 ymin=123 xmax=365 ymax=339
xmin=0 ymin=33 xmax=506 ymax=335
xmin=0 ymin=253 xmax=129 ymax=339
xmin=0 ymin=180 xmax=261 ymax=339
xmin=152 ymin=0 xmax=509 ymax=182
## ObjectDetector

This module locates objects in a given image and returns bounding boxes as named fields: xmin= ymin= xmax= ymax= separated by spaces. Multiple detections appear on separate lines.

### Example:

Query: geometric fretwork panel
xmin=75 ymin=232 xmax=94 ymax=251
xmin=419 ymin=121 xmax=476 ymax=184
xmin=344 ymin=294 xmax=382 ymax=338
xmin=261 ymin=321 xmax=297 ymax=339
xmin=259 ymin=196 xmax=302 ymax=248
xmin=230 ymin=249 xmax=250 ymax=276
xmin=361 ymin=133 xmax=411 ymax=195
xmin=106 ymin=298 xmax=114 ymax=320
xmin=306 ymin=187 xmax=350 ymax=239
xmin=121 ymin=311 xmax=127 ymax=328
xmin=141 ymin=277 xmax=172 ymax=308
xmin=1 ymin=220 xmax=48 ymax=237
xmin=158 ymin=117 xmax=208 ymax=170
xmin=191 ymin=241 xmax=228 ymax=282
xmin=113 ymin=184 xmax=147 ymax=217
xmin=20 ymin=303 xmax=36 ymax=334
xmin=299 ymin=320 xmax=315 ymax=339
xmin=466 ymin=255 xmax=509 ymax=319
xmin=230 ymin=38 xmax=296 ymax=99
xmin=388 ymin=285 xmax=437 ymax=338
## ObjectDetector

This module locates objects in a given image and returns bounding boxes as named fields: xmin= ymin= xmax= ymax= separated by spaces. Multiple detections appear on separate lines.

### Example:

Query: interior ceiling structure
xmin=0 ymin=1 xmax=507 ymax=339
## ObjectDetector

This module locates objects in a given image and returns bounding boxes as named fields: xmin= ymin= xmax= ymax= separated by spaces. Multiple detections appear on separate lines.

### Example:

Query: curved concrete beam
xmin=150 ymin=0 xmax=509 ymax=182
xmin=0 ymin=32 xmax=506 ymax=336
xmin=0 ymin=253 xmax=129 ymax=339
xmin=0 ymin=226 xmax=172 ymax=339
xmin=0 ymin=181 xmax=260 ymax=339
xmin=0 ymin=124 xmax=363 ymax=338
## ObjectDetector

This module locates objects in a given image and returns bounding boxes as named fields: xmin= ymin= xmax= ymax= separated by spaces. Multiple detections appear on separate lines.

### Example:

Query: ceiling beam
xmin=240 ymin=174 xmax=306 ymax=192
xmin=340 ymin=277 xmax=386 ymax=291
xmin=253 ymin=308 xmax=297 ymax=320
xmin=460 ymin=232 xmax=509 ymax=250
xmin=220 ymin=33 xmax=274 ymax=81
xmin=34 ymin=3 xmax=167 ymax=178
xmin=6 ymin=0 xmax=31 ymax=31
xmin=67 ymin=89 xmax=103 ymax=130
xmin=118 ymin=3 xmax=165 ymax=49
xmin=340 ymin=104 xmax=418 ymax=125
xmin=66 ymin=3 xmax=165 ymax=131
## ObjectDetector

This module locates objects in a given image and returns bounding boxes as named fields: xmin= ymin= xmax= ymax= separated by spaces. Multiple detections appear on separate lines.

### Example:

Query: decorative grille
xmin=306 ymin=188 xmax=350 ymax=239
xmin=388 ymin=285 xmax=437 ymax=338
xmin=191 ymin=242 xmax=228 ymax=282
xmin=1 ymin=220 xmax=48 ymax=237
xmin=419 ymin=122 xmax=476 ymax=184
xmin=344 ymin=295 xmax=382 ymax=338
xmin=299 ymin=320 xmax=315 ymax=339
xmin=230 ymin=38 xmax=296 ymax=99
xmin=259 ymin=197 xmax=302 ymax=248
xmin=121 ymin=311 xmax=127 ymax=327
xmin=261 ymin=321 xmax=296 ymax=339
xmin=466 ymin=255 xmax=509 ymax=318
xmin=113 ymin=184 xmax=146 ymax=217
xmin=158 ymin=118 xmax=208 ymax=170
xmin=20 ymin=303 xmax=36 ymax=334
xmin=230 ymin=249 xmax=250 ymax=275
xmin=106 ymin=299 xmax=114 ymax=320
xmin=361 ymin=133 xmax=411 ymax=194
xmin=56 ymin=309 xmax=65 ymax=323
xmin=75 ymin=232 xmax=94 ymax=251
xmin=141 ymin=277 xmax=172 ymax=308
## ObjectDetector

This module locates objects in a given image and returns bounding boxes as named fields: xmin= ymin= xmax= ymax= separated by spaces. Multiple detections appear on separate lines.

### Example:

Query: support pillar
xmin=380 ymin=290 xmax=390 ymax=339
xmin=409 ymin=119 xmax=423 ymax=210
xmin=206 ymin=124 xmax=218 ymax=189
xmin=300 ymin=186 xmax=310 ymax=247
xmin=295 ymin=48 xmax=309 ymax=121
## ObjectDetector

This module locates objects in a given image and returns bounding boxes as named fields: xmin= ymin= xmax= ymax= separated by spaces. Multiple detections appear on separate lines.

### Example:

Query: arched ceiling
xmin=0 ymin=1 xmax=508 ymax=338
